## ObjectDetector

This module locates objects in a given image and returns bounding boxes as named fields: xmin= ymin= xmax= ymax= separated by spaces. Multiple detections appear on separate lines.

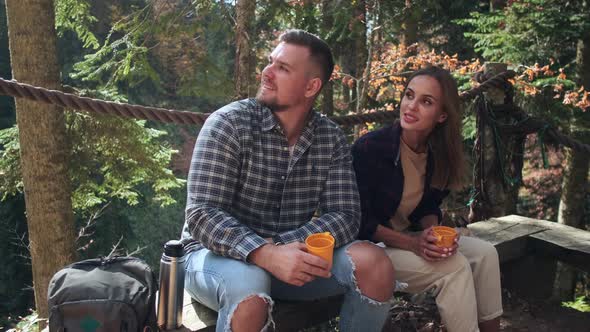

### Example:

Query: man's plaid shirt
xmin=181 ymin=99 xmax=360 ymax=261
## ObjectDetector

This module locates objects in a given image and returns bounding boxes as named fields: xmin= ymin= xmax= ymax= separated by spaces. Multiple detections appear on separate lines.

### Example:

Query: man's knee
xmin=231 ymin=295 xmax=271 ymax=332
xmin=218 ymin=266 xmax=272 ymax=332
xmin=347 ymin=242 xmax=395 ymax=302
xmin=223 ymin=263 xmax=271 ymax=299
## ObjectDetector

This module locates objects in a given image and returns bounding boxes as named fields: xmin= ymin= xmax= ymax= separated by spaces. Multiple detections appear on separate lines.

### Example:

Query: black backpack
xmin=47 ymin=256 xmax=158 ymax=332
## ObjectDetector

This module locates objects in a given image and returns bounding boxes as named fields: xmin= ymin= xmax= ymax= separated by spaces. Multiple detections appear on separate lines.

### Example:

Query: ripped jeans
xmin=184 ymin=241 xmax=390 ymax=332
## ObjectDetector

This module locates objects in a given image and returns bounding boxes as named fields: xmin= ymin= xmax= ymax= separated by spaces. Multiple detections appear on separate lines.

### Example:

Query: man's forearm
xmin=247 ymin=243 xmax=273 ymax=269
xmin=274 ymin=210 xmax=359 ymax=247
xmin=187 ymin=204 xmax=268 ymax=261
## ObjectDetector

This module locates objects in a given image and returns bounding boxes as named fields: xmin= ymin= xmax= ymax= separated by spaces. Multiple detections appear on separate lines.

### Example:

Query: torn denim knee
xmin=225 ymin=293 xmax=274 ymax=332
xmin=344 ymin=242 xmax=399 ymax=307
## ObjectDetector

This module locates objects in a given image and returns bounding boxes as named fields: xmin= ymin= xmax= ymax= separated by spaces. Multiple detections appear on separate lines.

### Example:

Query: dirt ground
xmin=384 ymin=288 xmax=590 ymax=332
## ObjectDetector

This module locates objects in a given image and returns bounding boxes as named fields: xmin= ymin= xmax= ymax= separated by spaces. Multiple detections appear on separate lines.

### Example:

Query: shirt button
xmin=276 ymin=204 xmax=280 ymax=208
xmin=281 ymin=176 xmax=285 ymax=180
xmin=283 ymin=147 xmax=288 ymax=151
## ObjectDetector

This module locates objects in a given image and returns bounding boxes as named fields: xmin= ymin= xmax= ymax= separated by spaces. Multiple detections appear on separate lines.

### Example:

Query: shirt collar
xmin=395 ymin=123 xmax=433 ymax=169
xmin=259 ymin=101 xmax=319 ymax=133
xmin=261 ymin=104 xmax=278 ymax=132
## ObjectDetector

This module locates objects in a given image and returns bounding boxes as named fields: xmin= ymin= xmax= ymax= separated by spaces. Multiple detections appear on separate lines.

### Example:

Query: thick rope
xmin=0 ymin=78 xmax=208 ymax=125
xmin=3 ymin=69 xmax=587 ymax=154
xmin=330 ymin=111 xmax=396 ymax=126
xmin=0 ymin=71 xmax=513 ymax=128
xmin=2 ymin=71 xmax=587 ymax=152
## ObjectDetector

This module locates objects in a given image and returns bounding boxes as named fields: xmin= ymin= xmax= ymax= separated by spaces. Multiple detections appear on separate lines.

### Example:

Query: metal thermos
xmin=157 ymin=240 xmax=185 ymax=330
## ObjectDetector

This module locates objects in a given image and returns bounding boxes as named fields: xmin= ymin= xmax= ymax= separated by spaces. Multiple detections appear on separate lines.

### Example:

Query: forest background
xmin=0 ymin=0 xmax=589 ymax=329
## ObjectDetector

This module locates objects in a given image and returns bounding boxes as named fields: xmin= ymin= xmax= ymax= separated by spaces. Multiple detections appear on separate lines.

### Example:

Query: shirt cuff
xmin=232 ymin=234 xmax=268 ymax=262
xmin=272 ymin=234 xmax=284 ymax=245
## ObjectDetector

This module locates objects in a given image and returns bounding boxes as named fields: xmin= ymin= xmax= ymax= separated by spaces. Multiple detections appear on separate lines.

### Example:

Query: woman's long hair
xmin=405 ymin=66 xmax=466 ymax=191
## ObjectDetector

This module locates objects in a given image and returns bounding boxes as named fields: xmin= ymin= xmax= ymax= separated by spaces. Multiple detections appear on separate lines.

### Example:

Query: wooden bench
xmin=467 ymin=215 xmax=590 ymax=270
xmin=41 ymin=214 xmax=589 ymax=332
xmin=468 ymin=215 xmax=590 ymax=300
xmin=468 ymin=215 xmax=590 ymax=272
xmin=176 ymin=214 xmax=590 ymax=331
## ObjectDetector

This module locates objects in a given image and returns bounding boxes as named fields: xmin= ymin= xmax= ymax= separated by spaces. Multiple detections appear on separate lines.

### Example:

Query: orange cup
xmin=432 ymin=226 xmax=457 ymax=248
xmin=305 ymin=232 xmax=335 ymax=265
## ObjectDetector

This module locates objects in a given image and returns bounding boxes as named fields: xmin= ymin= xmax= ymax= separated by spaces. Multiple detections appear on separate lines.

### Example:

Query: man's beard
xmin=255 ymin=87 xmax=288 ymax=112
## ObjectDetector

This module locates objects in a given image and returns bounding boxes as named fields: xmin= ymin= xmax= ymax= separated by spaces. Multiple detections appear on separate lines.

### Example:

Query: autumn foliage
xmin=331 ymin=43 xmax=589 ymax=116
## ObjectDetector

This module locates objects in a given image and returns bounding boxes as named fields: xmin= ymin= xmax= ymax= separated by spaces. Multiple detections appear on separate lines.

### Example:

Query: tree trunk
xmin=322 ymin=78 xmax=334 ymax=116
xmin=320 ymin=0 xmax=334 ymax=116
xmin=353 ymin=0 xmax=367 ymax=90
xmin=151 ymin=0 xmax=203 ymax=96
xmin=558 ymin=33 xmax=590 ymax=229
xmin=341 ymin=51 xmax=353 ymax=113
xmin=469 ymin=63 xmax=520 ymax=222
xmin=352 ymin=0 xmax=367 ymax=138
xmin=400 ymin=0 xmax=418 ymax=51
xmin=551 ymin=261 xmax=578 ymax=301
xmin=553 ymin=31 xmax=590 ymax=302
xmin=558 ymin=141 xmax=589 ymax=229
xmin=5 ymin=0 xmax=77 ymax=321
xmin=490 ymin=0 xmax=507 ymax=12
xmin=338 ymin=1 xmax=366 ymax=116
xmin=234 ymin=0 xmax=256 ymax=99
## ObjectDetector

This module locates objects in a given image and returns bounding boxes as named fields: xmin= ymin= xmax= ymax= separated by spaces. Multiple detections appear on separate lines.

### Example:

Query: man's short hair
xmin=279 ymin=29 xmax=335 ymax=86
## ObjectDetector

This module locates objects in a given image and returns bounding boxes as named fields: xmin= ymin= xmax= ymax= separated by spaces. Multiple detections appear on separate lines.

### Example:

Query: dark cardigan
xmin=352 ymin=122 xmax=449 ymax=240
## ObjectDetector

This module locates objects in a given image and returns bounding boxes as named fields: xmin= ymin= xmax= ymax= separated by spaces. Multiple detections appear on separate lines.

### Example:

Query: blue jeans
xmin=184 ymin=241 xmax=391 ymax=332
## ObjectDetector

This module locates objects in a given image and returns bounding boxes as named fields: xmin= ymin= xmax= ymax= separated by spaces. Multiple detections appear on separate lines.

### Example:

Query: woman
xmin=352 ymin=66 xmax=502 ymax=332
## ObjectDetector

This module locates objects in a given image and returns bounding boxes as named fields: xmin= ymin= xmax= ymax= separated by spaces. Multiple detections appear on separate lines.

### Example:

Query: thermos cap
xmin=164 ymin=240 xmax=184 ymax=257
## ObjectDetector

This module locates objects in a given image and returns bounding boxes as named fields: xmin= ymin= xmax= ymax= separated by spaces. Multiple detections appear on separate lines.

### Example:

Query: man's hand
xmin=249 ymin=242 xmax=331 ymax=286
xmin=411 ymin=227 xmax=459 ymax=261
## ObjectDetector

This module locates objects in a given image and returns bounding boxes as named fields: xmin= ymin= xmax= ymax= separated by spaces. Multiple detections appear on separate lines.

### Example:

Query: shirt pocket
xmin=285 ymin=163 xmax=326 ymax=204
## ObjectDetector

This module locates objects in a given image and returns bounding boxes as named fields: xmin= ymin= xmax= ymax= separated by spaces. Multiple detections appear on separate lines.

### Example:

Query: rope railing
xmin=0 ymin=71 xmax=514 ymax=128
xmin=0 ymin=78 xmax=208 ymax=125
xmin=1 ymin=71 xmax=589 ymax=153
xmin=486 ymin=104 xmax=590 ymax=154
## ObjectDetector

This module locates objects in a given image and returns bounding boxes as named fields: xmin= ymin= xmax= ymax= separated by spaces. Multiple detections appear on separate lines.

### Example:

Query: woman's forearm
xmin=419 ymin=214 xmax=439 ymax=229
xmin=372 ymin=224 xmax=417 ymax=251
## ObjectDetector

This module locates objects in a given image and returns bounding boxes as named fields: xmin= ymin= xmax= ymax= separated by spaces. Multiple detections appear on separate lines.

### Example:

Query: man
xmin=181 ymin=29 xmax=394 ymax=332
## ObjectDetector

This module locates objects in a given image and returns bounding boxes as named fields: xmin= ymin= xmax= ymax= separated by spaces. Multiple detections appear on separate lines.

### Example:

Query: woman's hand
xmin=452 ymin=229 xmax=461 ymax=254
xmin=412 ymin=227 xmax=459 ymax=261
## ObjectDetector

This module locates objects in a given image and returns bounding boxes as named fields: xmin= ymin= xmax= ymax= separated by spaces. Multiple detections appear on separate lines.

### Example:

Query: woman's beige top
xmin=389 ymin=138 xmax=428 ymax=231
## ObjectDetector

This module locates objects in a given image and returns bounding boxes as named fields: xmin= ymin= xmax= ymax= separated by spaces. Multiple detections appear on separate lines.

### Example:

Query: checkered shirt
xmin=180 ymin=99 xmax=360 ymax=261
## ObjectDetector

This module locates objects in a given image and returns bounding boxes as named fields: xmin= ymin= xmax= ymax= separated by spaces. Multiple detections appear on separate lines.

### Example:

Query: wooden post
xmin=469 ymin=63 xmax=523 ymax=222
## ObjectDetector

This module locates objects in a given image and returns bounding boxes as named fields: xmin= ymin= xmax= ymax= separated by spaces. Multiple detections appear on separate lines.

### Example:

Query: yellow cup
xmin=432 ymin=226 xmax=457 ymax=248
xmin=305 ymin=232 xmax=335 ymax=265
